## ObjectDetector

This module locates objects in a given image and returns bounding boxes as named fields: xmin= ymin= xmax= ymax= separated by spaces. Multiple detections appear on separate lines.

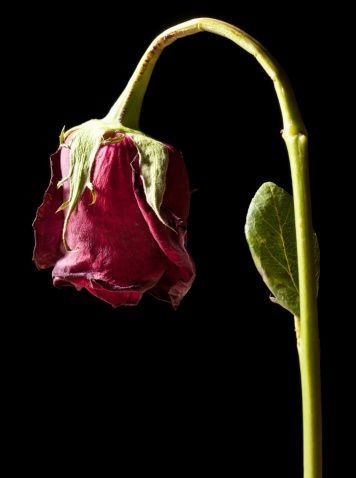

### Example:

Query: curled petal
xmin=33 ymin=150 xmax=65 ymax=269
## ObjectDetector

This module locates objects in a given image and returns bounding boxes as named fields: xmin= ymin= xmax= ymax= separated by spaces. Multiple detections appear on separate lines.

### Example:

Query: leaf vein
xmin=269 ymin=185 xmax=299 ymax=294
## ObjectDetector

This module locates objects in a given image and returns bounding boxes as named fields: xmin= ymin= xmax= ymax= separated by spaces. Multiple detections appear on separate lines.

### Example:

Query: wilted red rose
xmin=33 ymin=133 xmax=195 ymax=308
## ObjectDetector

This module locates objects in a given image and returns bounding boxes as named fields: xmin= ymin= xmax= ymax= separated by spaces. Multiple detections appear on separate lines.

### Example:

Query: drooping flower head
xmin=33 ymin=119 xmax=195 ymax=307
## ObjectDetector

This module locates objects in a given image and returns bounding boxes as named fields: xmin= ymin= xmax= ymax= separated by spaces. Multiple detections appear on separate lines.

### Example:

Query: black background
xmin=15 ymin=1 xmax=348 ymax=476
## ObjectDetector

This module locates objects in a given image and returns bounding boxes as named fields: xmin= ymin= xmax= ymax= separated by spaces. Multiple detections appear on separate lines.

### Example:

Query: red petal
xmin=52 ymin=136 xmax=167 ymax=307
xmin=131 ymin=140 xmax=196 ymax=308
xmin=33 ymin=150 xmax=64 ymax=269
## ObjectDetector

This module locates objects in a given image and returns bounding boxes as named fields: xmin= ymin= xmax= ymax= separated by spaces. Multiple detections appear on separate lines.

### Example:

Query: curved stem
xmin=106 ymin=18 xmax=322 ymax=478
xmin=105 ymin=18 xmax=305 ymax=135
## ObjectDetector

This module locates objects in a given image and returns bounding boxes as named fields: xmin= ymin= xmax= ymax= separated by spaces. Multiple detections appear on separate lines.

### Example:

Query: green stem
xmin=106 ymin=18 xmax=322 ymax=478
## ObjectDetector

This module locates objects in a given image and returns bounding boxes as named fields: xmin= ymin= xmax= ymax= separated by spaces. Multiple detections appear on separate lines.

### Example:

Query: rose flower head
xmin=33 ymin=120 xmax=195 ymax=308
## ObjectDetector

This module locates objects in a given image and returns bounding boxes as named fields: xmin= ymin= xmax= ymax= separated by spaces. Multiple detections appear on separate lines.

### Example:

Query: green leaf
xmin=245 ymin=182 xmax=319 ymax=316
xmin=128 ymin=133 xmax=169 ymax=226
